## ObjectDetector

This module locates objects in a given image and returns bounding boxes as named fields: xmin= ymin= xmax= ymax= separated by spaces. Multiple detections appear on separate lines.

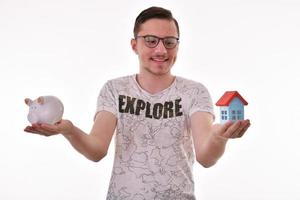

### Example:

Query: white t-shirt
xmin=96 ymin=74 xmax=214 ymax=200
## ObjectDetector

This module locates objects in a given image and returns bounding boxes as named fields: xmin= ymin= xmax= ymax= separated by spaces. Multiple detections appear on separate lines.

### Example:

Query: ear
xmin=25 ymin=98 xmax=33 ymax=106
xmin=37 ymin=96 xmax=44 ymax=105
xmin=131 ymin=38 xmax=138 ymax=55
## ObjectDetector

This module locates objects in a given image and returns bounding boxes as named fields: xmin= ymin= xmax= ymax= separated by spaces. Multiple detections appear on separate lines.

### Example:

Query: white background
xmin=1 ymin=0 xmax=299 ymax=199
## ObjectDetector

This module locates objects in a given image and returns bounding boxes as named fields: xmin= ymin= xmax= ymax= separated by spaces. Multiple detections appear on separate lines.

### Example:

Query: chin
xmin=141 ymin=61 xmax=174 ymax=76
xmin=147 ymin=67 xmax=171 ymax=76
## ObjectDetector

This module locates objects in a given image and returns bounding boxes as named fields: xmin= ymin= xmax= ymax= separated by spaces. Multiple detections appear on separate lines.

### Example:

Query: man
xmin=24 ymin=6 xmax=250 ymax=200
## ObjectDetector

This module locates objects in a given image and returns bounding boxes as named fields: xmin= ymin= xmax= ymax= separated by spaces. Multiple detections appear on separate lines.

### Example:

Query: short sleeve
xmin=94 ymin=81 xmax=118 ymax=120
xmin=188 ymin=83 xmax=215 ymax=120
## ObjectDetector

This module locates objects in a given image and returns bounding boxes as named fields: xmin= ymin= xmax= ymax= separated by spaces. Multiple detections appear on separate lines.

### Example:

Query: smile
xmin=151 ymin=57 xmax=168 ymax=62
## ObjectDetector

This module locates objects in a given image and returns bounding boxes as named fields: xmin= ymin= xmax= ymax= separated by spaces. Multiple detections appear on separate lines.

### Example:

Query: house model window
xmin=216 ymin=91 xmax=248 ymax=124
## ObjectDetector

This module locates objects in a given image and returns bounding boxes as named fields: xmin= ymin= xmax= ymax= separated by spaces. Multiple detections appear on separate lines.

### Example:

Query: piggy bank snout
xmin=27 ymin=112 xmax=39 ymax=124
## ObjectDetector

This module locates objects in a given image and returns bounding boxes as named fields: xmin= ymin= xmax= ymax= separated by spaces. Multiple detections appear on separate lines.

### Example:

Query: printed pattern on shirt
xmin=96 ymin=75 xmax=214 ymax=200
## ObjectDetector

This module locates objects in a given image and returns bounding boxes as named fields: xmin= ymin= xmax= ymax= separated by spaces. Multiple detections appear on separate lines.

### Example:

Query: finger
xmin=54 ymin=120 xmax=62 ymax=125
xmin=31 ymin=124 xmax=47 ymax=133
xmin=230 ymin=121 xmax=247 ymax=138
xmin=24 ymin=126 xmax=47 ymax=135
xmin=223 ymin=121 xmax=242 ymax=138
xmin=231 ymin=120 xmax=251 ymax=138
xmin=30 ymin=124 xmax=58 ymax=136
xmin=40 ymin=123 xmax=60 ymax=133
xmin=236 ymin=122 xmax=251 ymax=138
xmin=24 ymin=126 xmax=32 ymax=131
xmin=24 ymin=126 xmax=37 ymax=133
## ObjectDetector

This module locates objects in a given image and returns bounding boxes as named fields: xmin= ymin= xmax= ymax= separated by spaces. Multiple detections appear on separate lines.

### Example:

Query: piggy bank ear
xmin=25 ymin=98 xmax=33 ymax=106
xmin=37 ymin=96 xmax=44 ymax=105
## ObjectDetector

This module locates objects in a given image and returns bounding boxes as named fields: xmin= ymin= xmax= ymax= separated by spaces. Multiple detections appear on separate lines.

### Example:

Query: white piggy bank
xmin=25 ymin=96 xmax=64 ymax=124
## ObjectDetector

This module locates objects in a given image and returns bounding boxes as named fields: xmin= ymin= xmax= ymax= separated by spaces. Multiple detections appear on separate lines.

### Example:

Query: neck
xmin=136 ymin=72 xmax=175 ymax=94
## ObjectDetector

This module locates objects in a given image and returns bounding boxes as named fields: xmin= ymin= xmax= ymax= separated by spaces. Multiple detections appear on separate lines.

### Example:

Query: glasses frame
xmin=135 ymin=35 xmax=180 ymax=49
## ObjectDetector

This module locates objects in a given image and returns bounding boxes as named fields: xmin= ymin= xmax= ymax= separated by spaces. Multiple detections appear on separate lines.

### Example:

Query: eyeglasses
xmin=136 ymin=35 xmax=179 ymax=49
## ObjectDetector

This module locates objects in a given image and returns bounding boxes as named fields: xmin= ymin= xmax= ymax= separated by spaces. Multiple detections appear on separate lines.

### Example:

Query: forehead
xmin=138 ymin=18 xmax=178 ymax=37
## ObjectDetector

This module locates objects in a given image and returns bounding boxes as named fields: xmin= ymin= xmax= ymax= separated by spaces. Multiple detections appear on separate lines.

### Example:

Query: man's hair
xmin=133 ymin=6 xmax=180 ymax=38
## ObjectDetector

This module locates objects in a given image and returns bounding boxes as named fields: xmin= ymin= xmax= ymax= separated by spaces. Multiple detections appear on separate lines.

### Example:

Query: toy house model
xmin=216 ymin=91 xmax=248 ymax=124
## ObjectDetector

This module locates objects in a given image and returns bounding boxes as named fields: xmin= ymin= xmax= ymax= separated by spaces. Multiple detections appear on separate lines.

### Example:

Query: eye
xmin=164 ymin=38 xmax=177 ymax=48
xmin=144 ymin=36 xmax=158 ymax=46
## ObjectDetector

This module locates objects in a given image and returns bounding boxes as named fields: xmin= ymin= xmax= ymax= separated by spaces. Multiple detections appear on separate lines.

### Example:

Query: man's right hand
xmin=24 ymin=111 xmax=116 ymax=162
xmin=24 ymin=119 xmax=74 ymax=137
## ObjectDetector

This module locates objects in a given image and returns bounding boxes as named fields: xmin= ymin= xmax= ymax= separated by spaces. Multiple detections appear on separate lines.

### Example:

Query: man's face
xmin=131 ymin=18 xmax=179 ymax=76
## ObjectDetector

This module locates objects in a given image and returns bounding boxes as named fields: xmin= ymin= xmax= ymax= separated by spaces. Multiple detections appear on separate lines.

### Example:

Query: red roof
xmin=216 ymin=91 xmax=248 ymax=106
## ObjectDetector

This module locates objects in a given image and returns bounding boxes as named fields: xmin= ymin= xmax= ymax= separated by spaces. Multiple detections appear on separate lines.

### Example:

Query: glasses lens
xmin=163 ymin=38 xmax=178 ymax=49
xmin=144 ymin=36 xmax=159 ymax=48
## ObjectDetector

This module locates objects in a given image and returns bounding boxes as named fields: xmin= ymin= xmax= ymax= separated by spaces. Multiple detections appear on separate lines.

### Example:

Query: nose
xmin=154 ymin=39 xmax=167 ymax=54
xmin=28 ymin=113 xmax=38 ymax=124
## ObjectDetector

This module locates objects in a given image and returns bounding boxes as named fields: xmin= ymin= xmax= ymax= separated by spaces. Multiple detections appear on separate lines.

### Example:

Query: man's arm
xmin=24 ymin=111 xmax=117 ymax=162
xmin=191 ymin=112 xmax=250 ymax=168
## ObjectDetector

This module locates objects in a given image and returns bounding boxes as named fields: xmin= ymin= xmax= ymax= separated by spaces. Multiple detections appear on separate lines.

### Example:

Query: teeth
xmin=152 ymin=58 xmax=166 ymax=62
